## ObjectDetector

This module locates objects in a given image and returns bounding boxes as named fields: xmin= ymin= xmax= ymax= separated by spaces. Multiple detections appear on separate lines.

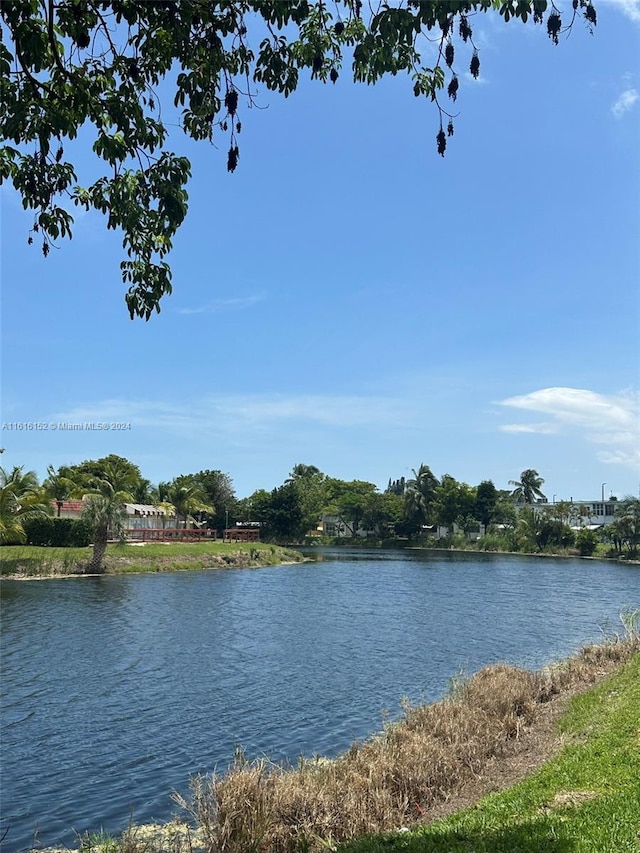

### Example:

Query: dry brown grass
xmin=175 ymin=633 xmax=639 ymax=853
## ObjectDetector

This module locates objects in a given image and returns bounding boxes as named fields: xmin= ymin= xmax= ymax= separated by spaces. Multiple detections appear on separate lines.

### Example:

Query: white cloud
xmin=51 ymin=392 xmax=422 ymax=437
xmin=498 ymin=387 xmax=640 ymax=469
xmin=611 ymin=88 xmax=639 ymax=118
xmin=177 ymin=292 xmax=266 ymax=315
xmin=601 ymin=0 xmax=640 ymax=22
xmin=500 ymin=422 xmax=558 ymax=434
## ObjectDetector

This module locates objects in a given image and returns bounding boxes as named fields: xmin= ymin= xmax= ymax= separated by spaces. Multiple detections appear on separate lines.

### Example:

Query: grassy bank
xmin=0 ymin=542 xmax=304 ymax=577
xmin=56 ymin=618 xmax=640 ymax=853
xmin=344 ymin=649 xmax=640 ymax=853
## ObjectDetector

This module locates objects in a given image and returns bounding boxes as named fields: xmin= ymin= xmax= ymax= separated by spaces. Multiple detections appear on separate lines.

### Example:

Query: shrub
xmin=57 ymin=517 xmax=91 ymax=547
xmin=23 ymin=516 xmax=91 ymax=547
xmin=476 ymin=533 xmax=509 ymax=552
xmin=575 ymin=528 xmax=599 ymax=557
xmin=23 ymin=516 xmax=55 ymax=546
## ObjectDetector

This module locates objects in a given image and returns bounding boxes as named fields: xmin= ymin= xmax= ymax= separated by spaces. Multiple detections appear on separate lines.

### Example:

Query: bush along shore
xmin=0 ymin=542 xmax=304 ymax=578
xmin=31 ymin=612 xmax=640 ymax=853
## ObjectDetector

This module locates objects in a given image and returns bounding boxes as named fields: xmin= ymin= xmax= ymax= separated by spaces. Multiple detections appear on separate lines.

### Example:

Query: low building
xmin=123 ymin=503 xmax=175 ymax=530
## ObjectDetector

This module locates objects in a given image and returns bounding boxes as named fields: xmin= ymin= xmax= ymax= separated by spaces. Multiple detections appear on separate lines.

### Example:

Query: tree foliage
xmin=509 ymin=468 xmax=546 ymax=504
xmin=0 ymin=465 xmax=50 ymax=544
xmin=404 ymin=463 xmax=438 ymax=529
xmin=59 ymin=453 xmax=143 ymax=496
xmin=0 ymin=1 xmax=597 ymax=317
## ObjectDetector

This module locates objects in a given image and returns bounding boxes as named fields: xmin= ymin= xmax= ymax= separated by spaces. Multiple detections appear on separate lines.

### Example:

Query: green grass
xmin=341 ymin=654 xmax=640 ymax=853
xmin=0 ymin=542 xmax=303 ymax=576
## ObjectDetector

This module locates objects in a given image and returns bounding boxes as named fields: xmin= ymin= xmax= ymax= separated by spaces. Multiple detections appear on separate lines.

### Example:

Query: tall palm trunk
xmin=87 ymin=524 xmax=108 ymax=573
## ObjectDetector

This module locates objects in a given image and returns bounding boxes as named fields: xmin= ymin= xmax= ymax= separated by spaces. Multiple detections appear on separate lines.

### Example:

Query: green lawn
xmin=0 ymin=541 xmax=302 ymax=575
xmin=341 ymin=654 xmax=640 ymax=853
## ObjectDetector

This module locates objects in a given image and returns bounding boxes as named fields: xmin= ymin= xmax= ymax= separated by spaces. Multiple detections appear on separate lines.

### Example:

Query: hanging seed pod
xmin=27 ymin=235 xmax=33 ymax=245
xmin=445 ymin=42 xmax=454 ymax=68
xmin=222 ymin=121 xmax=228 ymax=132
xmin=334 ymin=21 xmax=344 ymax=35
xmin=236 ymin=121 xmax=242 ymax=133
xmin=55 ymin=146 xmax=63 ymax=163
xmin=447 ymin=76 xmax=459 ymax=101
xmin=459 ymin=15 xmax=472 ymax=42
xmin=436 ymin=129 xmax=446 ymax=156
xmin=224 ymin=90 xmax=238 ymax=115
xmin=470 ymin=52 xmax=480 ymax=79
xmin=227 ymin=146 xmax=239 ymax=173
xmin=330 ymin=68 xmax=339 ymax=84
xmin=572 ymin=0 xmax=578 ymax=8
xmin=42 ymin=241 xmax=50 ymax=257
xmin=547 ymin=13 xmax=561 ymax=44
xmin=76 ymin=30 xmax=90 ymax=49
xmin=447 ymin=120 xmax=454 ymax=137
xmin=584 ymin=4 xmax=596 ymax=24
xmin=312 ymin=54 xmax=323 ymax=73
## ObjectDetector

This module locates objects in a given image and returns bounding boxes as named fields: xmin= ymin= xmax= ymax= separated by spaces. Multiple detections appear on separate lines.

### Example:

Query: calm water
xmin=1 ymin=549 xmax=638 ymax=851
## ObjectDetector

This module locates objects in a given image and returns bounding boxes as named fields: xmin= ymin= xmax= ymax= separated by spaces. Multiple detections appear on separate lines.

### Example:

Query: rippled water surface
xmin=1 ymin=549 xmax=638 ymax=851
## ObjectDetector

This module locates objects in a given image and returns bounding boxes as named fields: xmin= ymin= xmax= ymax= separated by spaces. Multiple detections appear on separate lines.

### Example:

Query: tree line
xmin=2 ymin=457 xmax=639 ymax=561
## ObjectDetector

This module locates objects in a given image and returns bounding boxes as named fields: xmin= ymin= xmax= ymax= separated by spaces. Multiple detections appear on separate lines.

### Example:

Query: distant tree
xmin=509 ymin=469 xmax=546 ymax=504
xmin=61 ymin=455 xmax=144 ymax=497
xmin=546 ymin=500 xmax=580 ymax=527
xmin=131 ymin=477 xmax=155 ymax=504
xmin=514 ymin=506 xmax=543 ymax=551
xmin=385 ymin=477 xmax=406 ymax=496
xmin=192 ymin=469 xmax=236 ymax=531
xmin=404 ymin=464 xmax=438 ymax=531
xmin=0 ymin=465 xmax=50 ymax=544
xmin=236 ymin=489 xmax=271 ymax=527
xmin=361 ymin=492 xmax=405 ymax=539
xmin=434 ymin=475 xmax=477 ymax=537
xmin=0 ymin=1 xmax=599 ymax=317
xmin=613 ymin=497 xmax=640 ymax=557
xmin=493 ymin=492 xmax=518 ymax=529
xmin=164 ymin=475 xmax=214 ymax=528
xmin=82 ymin=494 xmax=127 ymax=573
xmin=42 ymin=464 xmax=76 ymax=516
xmin=575 ymin=528 xmax=598 ymax=557
xmin=80 ymin=468 xmax=135 ymax=571
xmin=261 ymin=482 xmax=306 ymax=543
xmin=325 ymin=478 xmax=379 ymax=537
xmin=287 ymin=464 xmax=328 ymax=535
xmin=475 ymin=480 xmax=498 ymax=534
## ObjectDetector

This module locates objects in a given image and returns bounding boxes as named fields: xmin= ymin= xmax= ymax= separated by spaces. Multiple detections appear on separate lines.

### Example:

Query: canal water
xmin=1 ymin=549 xmax=638 ymax=851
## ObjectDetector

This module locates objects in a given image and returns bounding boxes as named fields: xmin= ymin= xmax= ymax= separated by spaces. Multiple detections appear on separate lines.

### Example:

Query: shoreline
xmin=27 ymin=635 xmax=640 ymax=853
xmin=2 ymin=542 xmax=637 ymax=581
xmin=0 ymin=543 xmax=305 ymax=580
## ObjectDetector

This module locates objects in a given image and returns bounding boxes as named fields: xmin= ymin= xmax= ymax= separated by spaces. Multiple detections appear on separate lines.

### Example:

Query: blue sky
xmin=1 ymin=0 xmax=639 ymax=502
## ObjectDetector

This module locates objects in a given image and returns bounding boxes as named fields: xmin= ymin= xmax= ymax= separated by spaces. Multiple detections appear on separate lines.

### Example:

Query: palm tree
xmin=165 ymin=478 xmax=213 ymax=528
xmin=509 ymin=469 xmax=546 ymax=504
xmin=404 ymin=464 xmax=438 ymax=529
xmin=81 ymin=476 xmax=134 ymax=573
xmin=42 ymin=465 xmax=76 ymax=516
xmin=0 ymin=466 xmax=51 ymax=544
xmin=613 ymin=497 xmax=640 ymax=557
xmin=82 ymin=494 xmax=128 ymax=573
